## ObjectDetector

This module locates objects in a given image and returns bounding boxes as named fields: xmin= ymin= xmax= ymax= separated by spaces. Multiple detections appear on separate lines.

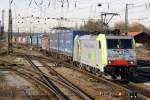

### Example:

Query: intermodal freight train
xmin=13 ymin=30 xmax=137 ymax=80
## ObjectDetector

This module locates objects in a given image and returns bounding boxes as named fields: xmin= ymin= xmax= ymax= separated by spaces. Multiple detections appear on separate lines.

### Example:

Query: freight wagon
xmin=48 ymin=31 xmax=90 ymax=60
xmin=42 ymin=35 xmax=49 ymax=51
xmin=12 ymin=33 xmax=28 ymax=45
xmin=31 ymin=33 xmax=42 ymax=48
xmin=13 ymin=33 xmax=42 ymax=48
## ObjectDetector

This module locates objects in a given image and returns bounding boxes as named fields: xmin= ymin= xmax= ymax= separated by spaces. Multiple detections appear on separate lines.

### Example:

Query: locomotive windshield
xmin=107 ymin=39 xmax=133 ymax=49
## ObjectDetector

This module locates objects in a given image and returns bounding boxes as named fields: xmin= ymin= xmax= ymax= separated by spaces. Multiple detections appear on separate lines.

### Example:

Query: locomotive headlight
xmin=108 ymin=60 xmax=112 ymax=64
xmin=129 ymin=61 xmax=134 ymax=64
xmin=130 ymin=61 xmax=134 ymax=64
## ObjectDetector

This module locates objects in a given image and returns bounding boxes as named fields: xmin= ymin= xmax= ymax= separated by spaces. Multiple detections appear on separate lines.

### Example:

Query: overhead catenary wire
xmin=7 ymin=0 xmax=150 ymax=33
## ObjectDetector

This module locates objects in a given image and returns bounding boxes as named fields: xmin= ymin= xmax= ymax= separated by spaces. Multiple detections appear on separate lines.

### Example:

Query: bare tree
xmin=114 ymin=22 xmax=126 ymax=33
xmin=129 ymin=22 xmax=145 ymax=32
xmin=80 ymin=19 xmax=105 ymax=33
xmin=114 ymin=21 xmax=150 ymax=34
xmin=80 ymin=20 xmax=150 ymax=35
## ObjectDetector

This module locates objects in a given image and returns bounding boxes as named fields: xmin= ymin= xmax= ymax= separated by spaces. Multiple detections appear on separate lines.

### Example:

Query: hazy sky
xmin=0 ymin=0 xmax=150 ymax=32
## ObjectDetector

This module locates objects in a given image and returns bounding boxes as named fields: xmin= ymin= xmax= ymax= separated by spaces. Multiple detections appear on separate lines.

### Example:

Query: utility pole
xmin=0 ymin=10 xmax=4 ymax=40
xmin=8 ymin=0 xmax=13 ymax=54
xmin=2 ymin=10 xmax=4 ymax=38
xmin=125 ymin=4 xmax=133 ymax=34
xmin=2 ymin=10 xmax=4 ymax=28
xmin=125 ymin=4 xmax=128 ymax=34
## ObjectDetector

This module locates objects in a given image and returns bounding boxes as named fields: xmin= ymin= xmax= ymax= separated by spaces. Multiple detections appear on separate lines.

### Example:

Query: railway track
xmin=136 ymin=59 xmax=150 ymax=79
xmin=43 ymin=63 xmax=93 ymax=100
xmin=24 ymin=55 xmax=94 ymax=100
xmin=10 ymin=68 xmax=54 ymax=100
xmin=61 ymin=62 xmax=150 ymax=100
xmin=24 ymin=55 xmax=70 ymax=100
xmin=20 ymin=55 xmax=127 ymax=99
xmin=0 ymin=55 xmax=94 ymax=100
xmin=25 ymin=54 xmax=150 ymax=100
xmin=137 ymin=69 xmax=150 ymax=79
xmin=12 ymin=48 xmax=150 ymax=100
xmin=15 ymin=53 xmax=147 ymax=100
xmin=41 ymin=62 xmax=94 ymax=100
xmin=137 ymin=60 xmax=150 ymax=67
xmin=0 ymin=60 xmax=57 ymax=100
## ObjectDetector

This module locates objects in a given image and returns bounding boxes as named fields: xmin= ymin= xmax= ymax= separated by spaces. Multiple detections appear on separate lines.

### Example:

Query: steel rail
xmin=12 ymin=53 xmax=150 ymax=100
xmin=0 ymin=67 xmax=53 ymax=100
xmin=24 ymin=55 xmax=69 ymax=100
xmin=22 ymin=55 xmax=93 ymax=100
xmin=137 ymin=60 xmax=150 ymax=67
xmin=42 ymin=63 xmax=94 ymax=100
xmin=0 ymin=60 xmax=93 ymax=100
xmin=30 ymin=54 xmax=150 ymax=100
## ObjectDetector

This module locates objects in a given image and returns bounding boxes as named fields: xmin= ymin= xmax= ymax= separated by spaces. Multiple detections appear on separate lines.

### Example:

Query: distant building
xmin=122 ymin=32 xmax=150 ymax=43
xmin=128 ymin=32 xmax=150 ymax=44
xmin=122 ymin=32 xmax=150 ymax=47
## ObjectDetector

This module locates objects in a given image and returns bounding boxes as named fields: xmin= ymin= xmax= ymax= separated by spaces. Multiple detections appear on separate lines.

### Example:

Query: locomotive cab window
xmin=107 ymin=39 xmax=133 ymax=49
xmin=120 ymin=39 xmax=133 ymax=49
xmin=107 ymin=39 xmax=119 ymax=49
